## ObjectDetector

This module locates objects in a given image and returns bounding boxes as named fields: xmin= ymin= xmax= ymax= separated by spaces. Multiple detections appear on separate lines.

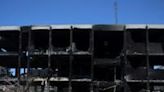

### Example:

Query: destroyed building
xmin=0 ymin=24 xmax=164 ymax=92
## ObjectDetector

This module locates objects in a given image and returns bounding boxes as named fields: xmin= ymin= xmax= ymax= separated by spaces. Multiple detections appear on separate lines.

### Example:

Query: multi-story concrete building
xmin=0 ymin=24 xmax=164 ymax=92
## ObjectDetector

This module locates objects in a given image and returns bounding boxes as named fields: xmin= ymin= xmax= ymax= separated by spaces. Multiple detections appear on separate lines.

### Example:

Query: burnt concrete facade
xmin=0 ymin=24 xmax=164 ymax=92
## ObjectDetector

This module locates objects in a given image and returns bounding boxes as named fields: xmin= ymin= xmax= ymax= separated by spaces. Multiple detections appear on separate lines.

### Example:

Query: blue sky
xmin=0 ymin=0 xmax=164 ymax=25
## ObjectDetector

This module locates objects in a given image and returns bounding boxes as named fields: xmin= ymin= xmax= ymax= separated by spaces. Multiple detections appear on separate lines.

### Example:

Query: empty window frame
xmin=72 ymin=28 xmax=91 ymax=53
xmin=94 ymin=53 xmax=121 ymax=81
xmin=125 ymin=56 xmax=147 ymax=80
xmin=126 ymin=29 xmax=146 ymax=55
xmin=0 ymin=56 xmax=18 ymax=77
xmin=51 ymin=56 xmax=70 ymax=77
xmin=51 ymin=29 xmax=70 ymax=53
xmin=72 ymin=55 xmax=91 ymax=79
xmin=94 ymin=31 xmax=123 ymax=58
xmin=149 ymin=29 xmax=164 ymax=54
xmin=31 ymin=29 xmax=49 ymax=54
xmin=0 ymin=31 xmax=19 ymax=52
xmin=149 ymin=56 xmax=164 ymax=80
